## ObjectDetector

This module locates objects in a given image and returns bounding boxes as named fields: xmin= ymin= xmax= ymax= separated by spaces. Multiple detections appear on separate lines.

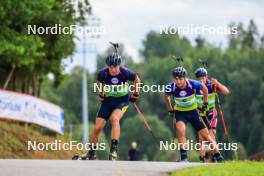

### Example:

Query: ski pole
xmin=170 ymin=97 xmax=177 ymax=140
xmin=172 ymin=114 xmax=177 ymax=140
xmin=199 ymin=110 xmax=219 ymax=143
xmin=215 ymin=93 xmax=236 ymax=159
xmin=215 ymin=93 xmax=228 ymax=135
xmin=133 ymin=103 xmax=160 ymax=147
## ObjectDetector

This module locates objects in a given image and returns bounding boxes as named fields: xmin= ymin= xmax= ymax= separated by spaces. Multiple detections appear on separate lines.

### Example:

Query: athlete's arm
xmin=212 ymin=78 xmax=230 ymax=95
xmin=97 ymin=81 xmax=104 ymax=95
xmin=193 ymin=80 xmax=208 ymax=103
xmin=126 ymin=69 xmax=141 ymax=102
xmin=134 ymin=75 xmax=141 ymax=95
xmin=164 ymin=83 xmax=174 ymax=111
xmin=126 ymin=69 xmax=141 ymax=95
xmin=164 ymin=94 xmax=173 ymax=112
xmin=97 ymin=71 xmax=105 ymax=101
xmin=201 ymin=83 xmax=208 ymax=103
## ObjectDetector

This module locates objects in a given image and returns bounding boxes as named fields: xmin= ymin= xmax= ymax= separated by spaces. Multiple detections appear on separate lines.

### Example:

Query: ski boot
xmin=109 ymin=149 xmax=118 ymax=161
xmin=212 ymin=152 xmax=224 ymax=163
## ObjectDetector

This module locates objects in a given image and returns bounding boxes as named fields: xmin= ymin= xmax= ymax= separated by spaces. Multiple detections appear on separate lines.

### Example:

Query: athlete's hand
xmin=211 ymin=78 xmax=219 ymax=89
xmin=168 ymin=109 xmax=175 ymax=117
xmin=129 ymin=92 xmax=139 ymax=102
xmin=201 ymin=102 xmax=208 ymax=112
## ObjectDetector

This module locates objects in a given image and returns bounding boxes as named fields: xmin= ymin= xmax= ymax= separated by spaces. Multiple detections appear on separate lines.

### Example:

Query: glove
xmin=129 ymin=92 xmax=139 ymax=102
xmin=201 ymin=102 xmax=208 ymax=112
xmin=198 ymin=108 xmax=206 ymax=117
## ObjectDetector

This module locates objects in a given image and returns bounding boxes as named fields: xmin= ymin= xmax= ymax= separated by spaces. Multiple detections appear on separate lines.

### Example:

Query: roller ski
xmin=72 ymin=149 xmax=96 ymax=160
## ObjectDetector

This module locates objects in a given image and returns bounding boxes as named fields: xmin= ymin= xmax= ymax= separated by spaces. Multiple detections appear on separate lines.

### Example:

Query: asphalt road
xmin=0 ymin=159 xmax=206 ymax=176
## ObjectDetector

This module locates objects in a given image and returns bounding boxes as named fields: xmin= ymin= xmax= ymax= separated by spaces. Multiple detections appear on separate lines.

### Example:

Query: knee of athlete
xmin=111 ymin=115 xmax=120 ymax=125
xmin=203 ymin=134 xmax=213 ymax=142
xmin=211 ymin=129 xmax=216 ymax=135
xmin=177 ymin=127 xmax=185 ymax=136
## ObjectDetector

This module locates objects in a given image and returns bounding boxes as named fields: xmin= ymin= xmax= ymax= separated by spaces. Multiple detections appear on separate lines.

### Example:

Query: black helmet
xmin=195 ymin=67 xmax=207 ymax=77
xmin=172 ymin=67 xmax=187 ymax=78
xmin=106 ymin=53 xmax=121 ymax=67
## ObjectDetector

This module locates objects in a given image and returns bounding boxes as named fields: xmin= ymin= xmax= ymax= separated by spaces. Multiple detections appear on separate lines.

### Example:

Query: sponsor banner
xmin=0 ymin=90 xmax=64 ymax=134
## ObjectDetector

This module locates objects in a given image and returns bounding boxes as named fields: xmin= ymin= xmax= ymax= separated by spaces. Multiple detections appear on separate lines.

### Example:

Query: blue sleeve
xmin=165 ymin=82 xmax=174 ymax=96
xmin=126 ymin=69 xmax=137 ymax=81
xmin=97 ymin=70 xmax=105 ymax=83
xmin=122 ymin=67 xmax=136 ymax=81
xmin=192 ymin=80 xmax=203 ymax=90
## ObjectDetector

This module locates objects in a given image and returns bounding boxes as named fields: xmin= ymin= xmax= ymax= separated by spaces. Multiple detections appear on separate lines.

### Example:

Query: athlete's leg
xmin=87 ymin=99 xmax=111 ymax=159
xmin=86 ymin=117 xmax=106 ymax=160
xmin=90 ymin=117 xmax=107 ymax=144
xmin=209 ymin=129 xmax=216 ymax=141
xmin=176 ymin=121 xmax=188 ymax=161
xmin=199 ymin=128 xmax=223 ymax=162
xmin=198 ymin=133 xmax=206 ymax=161
xmin=91 ymin=99 xmax=112 ymax=144
xmin=110 ymin=108 xmax=125 ymax=140
xmin=199 ymin=115 xmax=211 ymax=161
xmin=209 ymin=118 xmax=217 ymax=141
xmin=109 ymin=104 xmax=128 ymax=160
xmin=190 ymin=110 xmax=224 ymax=162
xmin=199 ymin=128 xmax=218 ymax=153
xmin=176 ymin=121 xmax=186 ymax=148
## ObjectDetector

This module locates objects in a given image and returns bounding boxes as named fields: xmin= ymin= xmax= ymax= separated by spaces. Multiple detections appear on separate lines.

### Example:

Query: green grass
xmin=0 ymin=121 xmax=82 ymax=159
xmin=171 ymin=161 xmax=264 ymax=176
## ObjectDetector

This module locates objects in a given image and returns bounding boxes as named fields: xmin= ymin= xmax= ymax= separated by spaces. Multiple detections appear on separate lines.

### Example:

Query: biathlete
xmin=164 ymin=67 xmax=224 ymax=162
xmin=194 ymin=67 xmax=229 ymax=162
xmin=86 ymin=51 xmax=140 ymax=160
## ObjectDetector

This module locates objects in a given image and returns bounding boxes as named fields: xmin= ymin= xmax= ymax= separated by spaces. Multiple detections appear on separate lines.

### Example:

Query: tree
xmin=119 ymin=114 xmax=172 ymax=161
xmin=140 ymin=31 xmax=192 ymax=60
xmin=0 ymin=0 xmax=90 ymax=95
